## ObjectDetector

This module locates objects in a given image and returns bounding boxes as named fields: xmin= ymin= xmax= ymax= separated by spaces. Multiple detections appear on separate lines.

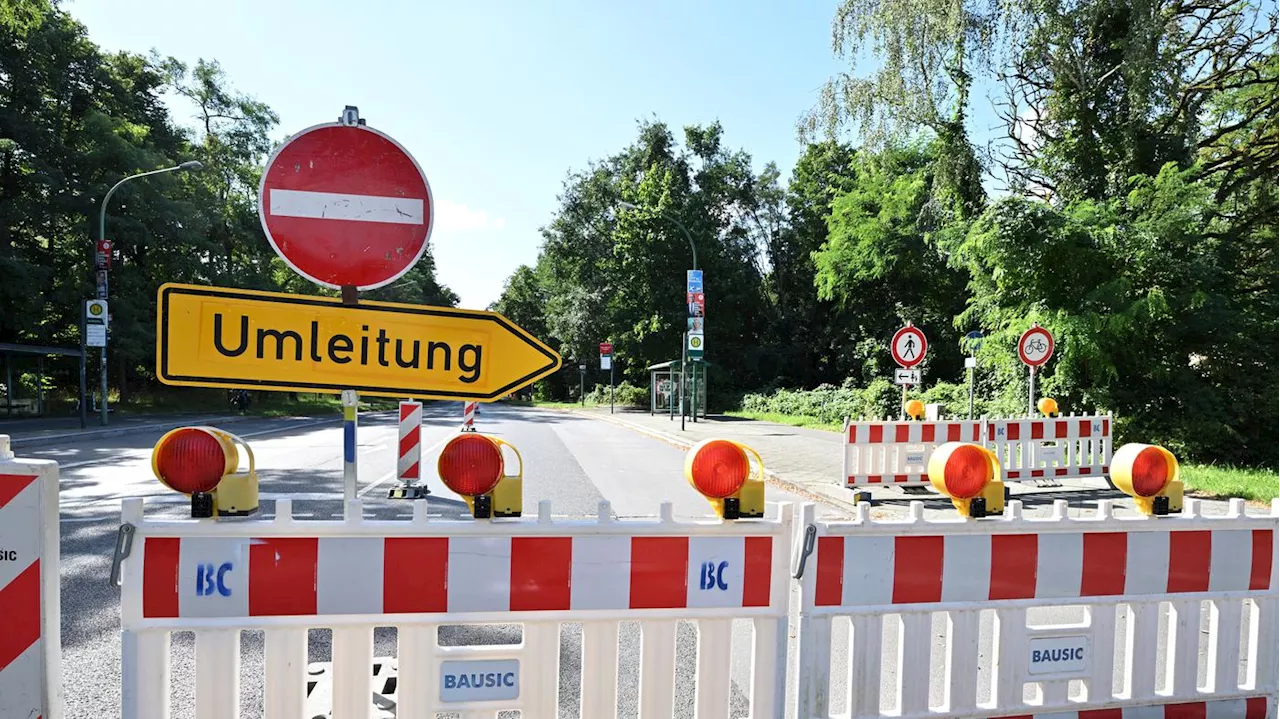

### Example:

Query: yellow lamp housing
xmin=203 ymin=428 xmax=259 ymax=517
xmin=1037 ymin=397 xmax=1059 ymax=417
xmin=927 ymin=442 xmax=1005 ymax=519
xmin=1110 ymin=443 xmax=1183 ymax=516
xmin=437 ymin=433 xmax=523 ymax=519
xmin=905 ymin=399 xmax=925 ymax=420
xmin=684 ymin=439 xmax=766 ymax=520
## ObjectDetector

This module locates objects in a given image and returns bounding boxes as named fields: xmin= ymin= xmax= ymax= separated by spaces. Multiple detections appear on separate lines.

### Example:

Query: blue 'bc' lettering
xmin=699 ymin=560 xmax=729 ymax=591
xmin=196 ymin=562 xmax=233 ymax=597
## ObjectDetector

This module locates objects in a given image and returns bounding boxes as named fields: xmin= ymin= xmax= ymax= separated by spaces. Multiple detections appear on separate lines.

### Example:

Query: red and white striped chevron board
xmin=463 ymin=401 xmax=478 ymax=430
xmin=397 ymin=401 xmax=422 ymax=484
xmin=136 ymin=533 xmax=775 ymax=620
xmin=0 ymin=448 xmax=60 ymax=719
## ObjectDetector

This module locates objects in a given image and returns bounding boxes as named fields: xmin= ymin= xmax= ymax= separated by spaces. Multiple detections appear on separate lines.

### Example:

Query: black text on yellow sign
xmin=156 ymin=284 xmax=562 ymax=400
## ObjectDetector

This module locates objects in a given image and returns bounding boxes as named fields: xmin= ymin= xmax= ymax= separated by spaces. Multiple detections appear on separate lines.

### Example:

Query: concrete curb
xmin=567 ymin=409 xmax=863 ymax=514
xmin=6 ymin=414 xmax=258 ymax=450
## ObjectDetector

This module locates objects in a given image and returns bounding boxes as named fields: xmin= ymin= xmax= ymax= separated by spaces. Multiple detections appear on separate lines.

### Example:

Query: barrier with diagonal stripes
xmin=0 ymin=436 xmax=61 ymax=719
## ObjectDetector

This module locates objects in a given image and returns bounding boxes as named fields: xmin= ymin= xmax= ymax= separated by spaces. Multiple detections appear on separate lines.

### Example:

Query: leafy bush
xmin=585 ymin=381 xmax=647 ymax=407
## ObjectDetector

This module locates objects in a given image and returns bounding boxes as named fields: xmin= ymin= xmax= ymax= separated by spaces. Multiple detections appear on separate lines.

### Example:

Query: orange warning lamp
xmin=1038 ymin=397 xmax=1059 ymax=417
xmin=1110 ymin=443 xmax=1183 ymax=516
xmin=684 ymin=439 xmax=765 ymax=520
xmin=927 ymin=442 xmax=1005 ymax=518
xmin=152 ymin=426 xmax=258 ymax=518
xmin=437 ymin=433 xmax=523 ymax=519
xmin=905 ymin=399 xmax=924 ymax=420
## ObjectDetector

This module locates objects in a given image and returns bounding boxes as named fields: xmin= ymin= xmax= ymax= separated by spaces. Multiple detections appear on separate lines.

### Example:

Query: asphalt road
xmin=38 ymin=402 xmax=828 ymax=719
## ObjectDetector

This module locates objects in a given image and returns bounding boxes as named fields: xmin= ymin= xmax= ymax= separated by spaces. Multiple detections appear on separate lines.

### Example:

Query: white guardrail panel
xmin=792 ymin=497 xmax=1280 ymax=719
xmin=118 ymin=497 xmax=795 ymax=719
xmin=842 ymin=414 xmax=1113 ymax=487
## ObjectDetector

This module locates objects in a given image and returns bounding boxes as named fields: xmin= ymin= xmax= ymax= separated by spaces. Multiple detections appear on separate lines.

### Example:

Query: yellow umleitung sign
xmin=157 ymin=283 xmax=561 ymax=400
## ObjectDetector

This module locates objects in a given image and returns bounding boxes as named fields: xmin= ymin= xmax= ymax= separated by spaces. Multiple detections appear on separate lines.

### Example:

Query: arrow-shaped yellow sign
xmin=156 ymin=283 xmax=561 ymax=401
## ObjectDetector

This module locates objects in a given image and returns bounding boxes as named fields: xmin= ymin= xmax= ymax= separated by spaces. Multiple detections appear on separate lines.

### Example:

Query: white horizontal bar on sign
xmin=269 ymin=189 xmax=424 ymax=225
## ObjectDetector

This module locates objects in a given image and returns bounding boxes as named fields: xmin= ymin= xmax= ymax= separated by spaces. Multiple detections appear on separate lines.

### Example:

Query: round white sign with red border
xmin=1018 ymin=325 xmax=1055 ymax=367
xmin=891 ymin=325 xmax=927 ymax=368
xmin=258 ymin=122 xmax=434 ymax=290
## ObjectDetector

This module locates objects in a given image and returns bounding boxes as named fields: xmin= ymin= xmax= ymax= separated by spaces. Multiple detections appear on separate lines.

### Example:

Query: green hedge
xmin=585 ymin=381 xmax=648 ymax=407
xmin=740 ymin=380 xmax=1011 ymax=423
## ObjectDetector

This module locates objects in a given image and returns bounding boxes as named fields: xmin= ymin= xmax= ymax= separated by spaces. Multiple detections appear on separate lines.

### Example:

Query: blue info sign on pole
xmin=687 ymin=269 xmax=703 ymax=293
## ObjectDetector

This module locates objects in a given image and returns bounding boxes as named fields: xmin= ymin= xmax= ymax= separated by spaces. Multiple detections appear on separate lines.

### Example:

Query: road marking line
xmin=270 ymin=189 xmax=424 ymax=225
xmin=358 ymin=433 xmax=452 ymax=497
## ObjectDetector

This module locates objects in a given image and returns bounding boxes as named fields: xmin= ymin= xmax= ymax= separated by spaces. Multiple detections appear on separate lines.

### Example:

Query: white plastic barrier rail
xmin=791 ymin=498 xmax=1279 ymax=719
xmin=117 ymin=497 xmax=794 ymax=719
xmin=0 ymin=436 xmax=62 ymax=719
xmin=842 ymin=414 xmax=1112 ymax=487
xmin=843 ymin=418 xmax=986 ymax=486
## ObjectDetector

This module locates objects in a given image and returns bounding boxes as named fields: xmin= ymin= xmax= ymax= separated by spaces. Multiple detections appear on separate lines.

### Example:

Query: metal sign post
xmin=341 ymin=389 xmax=358 ymax=506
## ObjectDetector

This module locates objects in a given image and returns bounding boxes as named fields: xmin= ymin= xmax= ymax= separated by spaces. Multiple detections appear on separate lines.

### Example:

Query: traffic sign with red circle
xmin=891 ymin=324 xmax=927 ymax=368
xmin=1018 ymin=325 xmax=1055 ymax=367
xmin=258 ymin=123 xmax=434 ymax=290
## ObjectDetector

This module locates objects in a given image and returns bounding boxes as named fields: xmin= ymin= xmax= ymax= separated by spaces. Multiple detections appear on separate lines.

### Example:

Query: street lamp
xmin=618 ymin=200 xmax=699 ymax=430
xmin=94 ymin=161 xmax=203 ymax=425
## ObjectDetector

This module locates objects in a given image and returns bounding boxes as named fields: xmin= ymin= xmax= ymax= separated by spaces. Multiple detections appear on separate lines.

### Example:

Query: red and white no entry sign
xmin=258 ymin=122 xmax=434 ymax=290
xmin=891 ymin=324 xmax=927 ymax=368
xmin=1018 ymin=325 xmax=1055 ymax=367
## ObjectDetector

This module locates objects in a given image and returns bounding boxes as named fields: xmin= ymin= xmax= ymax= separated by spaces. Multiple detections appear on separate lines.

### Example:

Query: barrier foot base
xmin=1033 ymin=478 xmax=1063 ymax=488
xmin=388 ymin=485 xmax=430 ymax=499
xmin=901 ymin=486 xmax=934 ymax=495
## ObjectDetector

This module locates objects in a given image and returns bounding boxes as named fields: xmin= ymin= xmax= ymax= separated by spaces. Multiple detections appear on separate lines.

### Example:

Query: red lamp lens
xmin=691 ymin=441 xmax=749 ymax=498
xmin=1130 ymin=447 xmax=1169 ymax=496
xmin=943 ymin=444 xmax=990 ymax=499
xmin=155 ymin=429 xmax=226 ymax=494
xmin=438 ymin=435 xmax=503 ymax=496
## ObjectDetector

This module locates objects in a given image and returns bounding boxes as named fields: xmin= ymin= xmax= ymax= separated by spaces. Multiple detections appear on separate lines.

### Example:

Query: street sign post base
xmin=388 ymin=485 xmax=430 ymax=500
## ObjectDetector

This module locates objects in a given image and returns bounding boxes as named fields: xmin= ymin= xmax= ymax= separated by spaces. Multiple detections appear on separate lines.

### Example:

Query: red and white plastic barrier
xmin=117 ymin=497 xmax=793 ymax=718
xmin=842 ymin=414 xmax=1112 ymax=487
xmin=793 ymin=498 xmax=1280 ymax=718
xmin=463 ymin=401 xmax=478 ymax=431
xmin=397 ymin=400 xmax=421 ymax=485
xmin=0 ymin=436 xmax=61 ymax=719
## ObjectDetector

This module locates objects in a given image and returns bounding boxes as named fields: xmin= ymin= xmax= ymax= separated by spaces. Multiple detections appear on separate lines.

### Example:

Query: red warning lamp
xmin=438 ymin=433 xmax=504 ymax=497
xmin=437 ymin=433 xmax=524 ymax=519
xmin=927 ymin=442 xmax=1005 ymax=518
xmin=153 ymin=428 xmax=227 ymax=495
xmin=1111 ymin=443 xmax=1183 ymax=515
xmin=152 ymin=426 xmax=244 ymax=518
xmin=684 ymin=439 xmax=766 ymax=520
xmin=689 ymin=440 xmax=750 ymax=498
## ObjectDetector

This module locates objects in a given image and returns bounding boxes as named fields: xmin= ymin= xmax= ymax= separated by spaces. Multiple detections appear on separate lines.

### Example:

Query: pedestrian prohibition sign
xmin=259 ymin=122 xmax=434 ymax=291
xmin=891 ymin=324 xmax=927 ymax=368
xmin=1018 ymin=324 xmax=1055 ymax=367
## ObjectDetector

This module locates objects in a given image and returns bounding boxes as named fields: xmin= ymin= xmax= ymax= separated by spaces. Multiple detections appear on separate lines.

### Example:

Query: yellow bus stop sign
xmin=156 ymin=283 xmax=561 ymax=401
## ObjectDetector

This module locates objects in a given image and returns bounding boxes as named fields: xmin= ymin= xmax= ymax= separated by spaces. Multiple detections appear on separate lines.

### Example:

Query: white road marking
xmin=357 ymin=432 xmax=453 ymax=498
xmin=269 ymin=189 xmax=424 ymax=225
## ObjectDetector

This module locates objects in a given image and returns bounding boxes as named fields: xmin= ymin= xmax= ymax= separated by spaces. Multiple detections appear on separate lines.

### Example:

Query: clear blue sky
xmin=68 ymin=0 xmax=848 ymax=308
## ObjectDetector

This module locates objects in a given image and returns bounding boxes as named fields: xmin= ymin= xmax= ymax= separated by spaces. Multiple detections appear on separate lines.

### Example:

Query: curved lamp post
xmin=94 ymin=160 xmax=203 ymax=425
xmin=618 ymin=201 xmax=699 ymax=430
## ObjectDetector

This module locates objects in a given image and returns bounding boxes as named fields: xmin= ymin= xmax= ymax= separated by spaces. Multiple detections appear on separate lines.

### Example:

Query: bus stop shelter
xmin=647 ymin=359 xmax=708 ymax=420
xmin=0 ymin=342 xmax=89 ymax=426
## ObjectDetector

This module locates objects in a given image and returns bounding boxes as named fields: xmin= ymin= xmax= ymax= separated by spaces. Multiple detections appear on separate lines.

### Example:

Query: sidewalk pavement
xmin=568 ymin=407 xmax=861 ymax=513
xmin=0 ymin=412 xmax=255 ymax=450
